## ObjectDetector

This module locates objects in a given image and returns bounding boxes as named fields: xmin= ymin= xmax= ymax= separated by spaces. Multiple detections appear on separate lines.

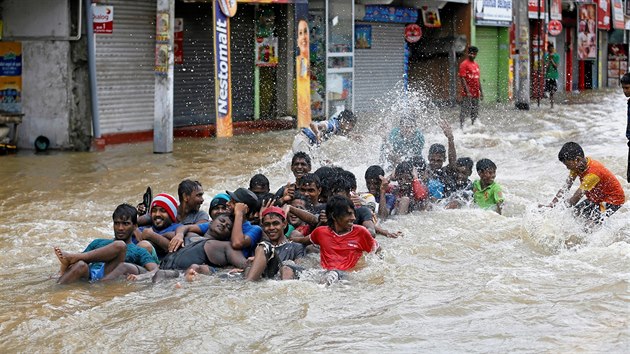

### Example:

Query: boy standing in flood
xmin=459 ymin=46 xmax=483 ymax=128
xmin=544 ymin=142 xmax=625 ymax=225
xmin=472 ymin=158 xmax=504 ymax=215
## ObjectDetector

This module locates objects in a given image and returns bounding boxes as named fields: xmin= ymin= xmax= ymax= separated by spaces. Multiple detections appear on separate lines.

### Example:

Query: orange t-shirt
xmin=570 ymin=158 xmax=625 ymax=205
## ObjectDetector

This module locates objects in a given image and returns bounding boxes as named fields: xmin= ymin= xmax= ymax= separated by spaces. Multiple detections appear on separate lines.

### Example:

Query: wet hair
xmin=338 ymin=109 xmax=357 ymax=124
xmin=291 ymin=191 xmax=311 ymax=208
xmin=292 ymin=151 xmax=312 ymax=169
xmin=330 ymin=174 xmax=354 ymax=195
xmin=476 ymin=158 xmax=497 ymax=172
xmin=428 ymin=143 xmax=446 ymax=156
xmin=325 ymin=195 xmax=355 ymax=228
xmin=558 ymin=142 xmax=584 ymax=162
xmin=256 ymin=192 xmax=276 ymax=210
xmin=340 ymin=170 xmax=357 ymax=191
xmin=249 ymin=173 xmax=270 ymax=190
xmin=621 ymin=73 xmax=630 ymax=85
xmin=314 ymin=166 xmax=341 ymax=201
xmin=178 ymin=179 xmax=202 ymax=201
xmin=365 ymin=165 xmax=385 ymax=181
xmin=468 ymin=46 xmax=478 ymax=54
xmin=113 ymin=203 xmax=138 ymax=224
xmin=297 ymin=173 xmax=321 ymax=188
xmin=456 ymin=157 xmax=474 ymax=171
xmin=395 ymin=161 xmax=413 ymax=177
xmin=409 ymin=156 xmax=427 ymax=172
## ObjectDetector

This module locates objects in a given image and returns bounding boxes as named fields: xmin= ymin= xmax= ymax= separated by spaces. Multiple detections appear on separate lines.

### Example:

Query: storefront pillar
xmin=154 ymin=0 xmax=175 ymax=153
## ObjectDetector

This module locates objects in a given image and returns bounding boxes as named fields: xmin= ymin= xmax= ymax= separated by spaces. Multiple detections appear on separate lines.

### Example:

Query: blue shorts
xmin=89 ymin=262 xmax=105 ymax=282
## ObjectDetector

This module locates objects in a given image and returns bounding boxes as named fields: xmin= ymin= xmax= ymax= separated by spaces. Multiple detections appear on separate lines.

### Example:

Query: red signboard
xmin=405 ymin=24 xmax=422 ymax=43
xmin=548 ymin=20 xmax=562 ymax=36
xmin=597 ymin=0 xmax=611 ymax=30
xmin=174 ymin=18 xmax=183 ymax=64
xmin=92 ymin=5 xmax=113 ymax=34
xmin=528 ymin=0 xmax=545 ymax=19
xmin=612 ymin=0 xmax=624 ymax=29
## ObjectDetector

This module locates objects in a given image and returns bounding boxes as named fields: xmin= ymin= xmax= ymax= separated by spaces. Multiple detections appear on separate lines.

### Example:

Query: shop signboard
xmin=92 ymin=5 xmax=113 ymax=34
xmin=214 ymin=0 xmax=233 ymax=137
xmin=612 ymin=0 xmax=624 ymax=29
xmin=362 ymin=6 xmax=418 ymax=23
xmin=578 ymin=3 xmax=597 ymax=60
xmin=597 ymin=0 xmax=611 ymax=30
xmin=174 ymin=18 xmax=183 ymax=64
xmin=0 ymin=42 xmax=21 ymax=113
xmin=475 ymin=0 xmax=512 ymax=27
xmin=607 ymin=43 xmax=627 ymax=86
xmin=255 ymin=37 xmax=279 ymax=66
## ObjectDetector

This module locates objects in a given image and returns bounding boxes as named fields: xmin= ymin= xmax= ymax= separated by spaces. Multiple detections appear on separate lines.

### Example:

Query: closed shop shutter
xmin=230 ymin=5 xmax=255 ymax=121
xmin=95 ymin=0 xmax=156 ymax=134
xmin=475 ymin=26 xmax=499 ymax=102
xmin=354 ymin=22 xmax=405 ymax=113
xmin=174 ymin=3 xmax=215 ymax=127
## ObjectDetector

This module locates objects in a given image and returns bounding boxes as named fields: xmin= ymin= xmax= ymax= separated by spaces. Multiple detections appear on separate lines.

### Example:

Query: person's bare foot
xmin=54 ymin=246 xmax=70 ymax=275
xmin=185 ymin=268 xmax=198 ymax=282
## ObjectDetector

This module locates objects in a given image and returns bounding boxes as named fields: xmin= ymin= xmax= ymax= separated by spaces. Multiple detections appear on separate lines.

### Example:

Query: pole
xmin=515 ymin=0 xmax=530 ymax=109
xmin=153 ymin=0 xmax=174 ymax=153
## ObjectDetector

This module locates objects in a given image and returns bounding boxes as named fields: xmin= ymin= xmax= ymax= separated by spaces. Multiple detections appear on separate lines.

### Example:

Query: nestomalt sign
xmin=214 ymin=1 xmax=232 ymax=137
xmin=92 ymin=5 xmax=113 ymax=34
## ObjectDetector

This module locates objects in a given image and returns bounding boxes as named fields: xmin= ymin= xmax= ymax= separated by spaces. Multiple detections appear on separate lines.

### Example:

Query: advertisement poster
xmin=295 ymin=3 xmax=310 ymax=128
xmin=607 ymin=44 xmax=628 ymax=87
xmin=597 ymin=0 xmax=611 ymax=30
xmin=92 ymin=5 xmax=113 ymax=34
xmin=174 ymin=18 xmax=183 ymax=64
xmin=612 ymin=0 xmax=624 ymax=29
xmin=475 ymin=0 xmax=512 ymax=27
xmin=578 ymin=4 xmax=597 ymax=60
xmin=155 ymin=11 xmax=170 ymax=75
xmin=255 ymin=37 xmax=278 ymax=66
xmin=422 ymin=8 xmax=441 ymax=28
xmin=355 ymin=24 xmax=372 ymax=49
xmin=156 ymin=12 xmax=170 ymax=42
xmin=214 ymin=0 xmax=233 ymax=137
xmin=0 ymin=42 xmax=22 ymax=113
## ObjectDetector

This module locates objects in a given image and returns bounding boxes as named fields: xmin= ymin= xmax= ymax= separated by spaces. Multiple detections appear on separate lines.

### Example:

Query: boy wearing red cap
xmin=134 ymin=193 xmax=183 ymax=259
xmin=245 ymin=206 xmax=305 ymax=281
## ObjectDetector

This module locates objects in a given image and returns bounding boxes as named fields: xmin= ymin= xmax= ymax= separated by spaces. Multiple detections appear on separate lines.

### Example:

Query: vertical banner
xmin=0 ymin=42 xmax=22 ymax=113
xmin=597 ymin=0 xmax=611 ymax=30
xmin=528 ymin=0 xmax=545 ymax=19
xmin=612 ymin=0 xmax=624 ymax=29
xmin=578 ymin=3 xmax=597 ymax=60
xmin=550 ymin=0 xmax=562 ymax=20
xmin=214 ymin=0 xmax=233 ymax=137
xmin=174 ymin=18 xmax=183 ymax=64
xmin=155 ymin=11 xmax=170 ymax=75
xmin=295 ymin=3 xmax=311 ymax=128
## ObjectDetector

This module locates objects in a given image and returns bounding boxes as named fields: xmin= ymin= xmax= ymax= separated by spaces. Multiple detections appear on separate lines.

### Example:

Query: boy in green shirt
xmin=473 ymin=158 xmax=504 ymax=215
xmin=544 ymin=42 xmax=560 ymax=108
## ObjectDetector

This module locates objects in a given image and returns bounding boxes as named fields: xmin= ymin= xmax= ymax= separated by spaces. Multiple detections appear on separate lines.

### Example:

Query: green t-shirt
xmin=544 ymin=52 xmax=560 ymax=80
xmin=473 ymin=180 xmax=504 ymax=209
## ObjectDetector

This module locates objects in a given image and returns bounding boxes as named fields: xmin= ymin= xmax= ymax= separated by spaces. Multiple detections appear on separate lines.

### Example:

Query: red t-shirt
xmin=309 ymin=225 xmax=379 ymax=271
xmin=458 ymin=59 xmax=481 ymax=98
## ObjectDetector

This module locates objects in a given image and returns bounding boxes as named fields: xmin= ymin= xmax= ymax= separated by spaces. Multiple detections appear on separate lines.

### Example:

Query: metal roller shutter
xmin=475 ymin=27 xmax=499 ymax=102
xmin=230 ymin=5 xmax=255 ymax=121
xmin=174 ymin=3 xmax=215 ymax=127
xmin=354 ymin=22 xmax=405 ymax=112
xmin=95 ymin=0 xmax=156 ymax=134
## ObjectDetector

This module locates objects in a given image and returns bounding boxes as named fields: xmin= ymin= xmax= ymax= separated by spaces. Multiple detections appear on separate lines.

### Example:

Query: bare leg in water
xmin=54 ymin=241 xmax=127 ymax=284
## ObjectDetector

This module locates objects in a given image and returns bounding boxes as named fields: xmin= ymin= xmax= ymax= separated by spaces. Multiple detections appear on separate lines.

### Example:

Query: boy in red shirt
xmin=544 ymin=142 xmax=625 ymax=227
xmin=459 ymin=46 xmax=483 ymax=128
xmin=308 ymin=195 xmax=380 ymax=284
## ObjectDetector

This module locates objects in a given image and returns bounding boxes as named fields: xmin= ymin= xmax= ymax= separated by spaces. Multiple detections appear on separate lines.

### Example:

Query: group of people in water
xmin=52 ymin=109 xmax=625 ymax=286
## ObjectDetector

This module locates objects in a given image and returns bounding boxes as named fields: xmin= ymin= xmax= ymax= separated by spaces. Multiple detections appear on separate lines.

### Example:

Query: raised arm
xmin=439 ymin=119 xmax=457 ymax=167
xmin=230 ymin=203 xmax=252 ymax=250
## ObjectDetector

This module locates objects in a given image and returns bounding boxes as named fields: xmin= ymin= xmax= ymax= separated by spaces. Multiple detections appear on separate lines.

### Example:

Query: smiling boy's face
xmin=478 ymin=168 xmax=496 ymax=187
xmin=151 ymin=206 xmax=172 ymax=229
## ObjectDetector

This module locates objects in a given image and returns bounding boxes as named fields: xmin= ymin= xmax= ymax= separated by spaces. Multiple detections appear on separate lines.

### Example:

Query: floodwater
xmin=1 ymin=90 xmax=629 ymax=352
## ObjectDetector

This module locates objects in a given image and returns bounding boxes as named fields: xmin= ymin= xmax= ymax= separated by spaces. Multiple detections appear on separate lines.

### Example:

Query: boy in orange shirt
xmin=545 ymin=142 xmax=625 ymax=225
